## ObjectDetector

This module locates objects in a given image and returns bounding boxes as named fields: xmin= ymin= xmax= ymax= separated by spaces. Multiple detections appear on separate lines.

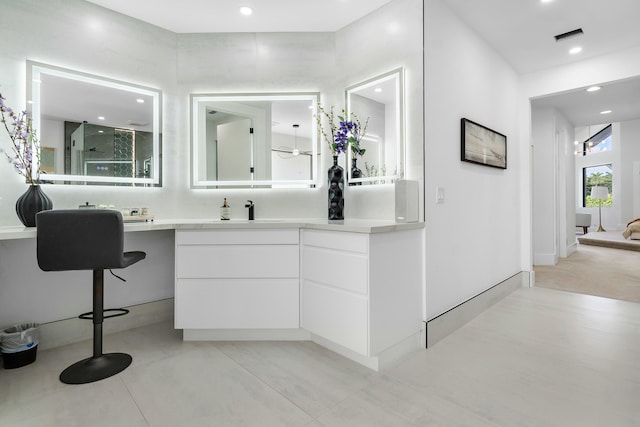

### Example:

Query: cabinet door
xmin=300 ymin=229 xmax=368 ymax=294
xmin=175 ymin=278 xmax=299 ymax=329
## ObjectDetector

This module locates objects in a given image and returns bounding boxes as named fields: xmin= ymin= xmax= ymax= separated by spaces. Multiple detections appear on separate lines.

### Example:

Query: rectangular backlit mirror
xmin=346 ymin=68 xmax=404 ymax=185
xmin=191 ymin=92 xmax=319 ymax=188
xmin=28 ymin=61 xmax=162 ymax=186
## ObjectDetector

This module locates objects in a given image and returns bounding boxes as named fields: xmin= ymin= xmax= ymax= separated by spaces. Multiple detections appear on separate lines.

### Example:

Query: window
xmin=583 ymin=164 xmax=612 ymax=207
xmin=580 ymin=124 xmax=612 ymax=156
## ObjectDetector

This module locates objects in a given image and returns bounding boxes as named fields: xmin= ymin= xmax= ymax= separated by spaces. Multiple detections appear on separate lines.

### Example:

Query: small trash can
xmin=0 ymin=323 xmax=39 ymax=369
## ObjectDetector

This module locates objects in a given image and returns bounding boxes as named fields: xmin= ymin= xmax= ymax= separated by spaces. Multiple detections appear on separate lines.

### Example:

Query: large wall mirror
xmin=27 ymin=61 xmax=162 ymax=186
xmin=191 ymin=93 xmax=318 ymax=188
xmin=346 ymin=68 xmax=404 ymax=185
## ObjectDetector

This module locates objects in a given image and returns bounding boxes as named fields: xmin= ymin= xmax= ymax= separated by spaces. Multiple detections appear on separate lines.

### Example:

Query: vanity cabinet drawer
xmin=176 ymin=229 xmax=299 ymax=245
xmin=175 ymin=278 xmax=299 ymax=329
xmin=176 ymin=244 xmax=299 ymax=279
xmin=302 ymin=229 xmax=368 ymax=253
xmin=301 ymin=246 xmax=367 ymax=294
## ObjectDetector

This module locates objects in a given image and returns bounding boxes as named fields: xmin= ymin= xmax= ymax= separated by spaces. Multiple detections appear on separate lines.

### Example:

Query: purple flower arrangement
xmin=337 ymin=112 xmax=368 ymax=158
xmin=0 ymin=92 xmax=40 ymax=184
xmin=316 ymin=104 xmax=369 ymax=157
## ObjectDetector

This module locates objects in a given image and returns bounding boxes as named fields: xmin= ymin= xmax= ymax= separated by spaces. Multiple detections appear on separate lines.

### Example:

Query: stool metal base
xmin=60 ymin=352 xmax=132 ymax=384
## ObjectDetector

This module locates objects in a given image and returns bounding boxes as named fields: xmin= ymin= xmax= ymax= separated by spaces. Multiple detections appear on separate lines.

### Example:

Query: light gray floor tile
xmin=318 ymin=374 xmax=499 ymax=427
xmin=121 ymin=344 xmax=313 ymax=426
xmin=0 ymin=376 xmax=147 ymax=427
xmin=216 ymin=340 xmax=378 ymax=418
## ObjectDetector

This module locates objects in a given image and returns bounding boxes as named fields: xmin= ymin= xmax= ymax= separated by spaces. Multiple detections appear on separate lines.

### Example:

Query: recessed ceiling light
xmin=374 ymin=88 xmax=382 ymax=93
xmin=136 ymin=98 xmax=145 ymax=103
xmin=569 ymin=46 xmax=582 ymax=55
xmin=600 ymin=110 xmax=612 ymax=115
xmin=586 ymin=86 xmax=601 ymax=92
xmin=240 ymin=6 xmax=253 ymax=16
xmin=541 ymin=0 xmax=553 ymax=3
xmin=98 ymin=116 xmax=105 ymax=120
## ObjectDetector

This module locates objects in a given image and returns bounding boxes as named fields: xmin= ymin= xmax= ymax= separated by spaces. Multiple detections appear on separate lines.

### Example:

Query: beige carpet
xmin=534 ymin=243 xmax=640 ymax=303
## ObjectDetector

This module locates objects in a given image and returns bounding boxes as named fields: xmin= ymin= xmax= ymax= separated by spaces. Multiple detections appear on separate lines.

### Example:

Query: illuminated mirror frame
xmin=27 ymin=61 xmax=162 ymax=185
xmin=190 ymin=92 xmax=319 ymax=188
xmin=346 ymin=68 xmax=404 ymax=185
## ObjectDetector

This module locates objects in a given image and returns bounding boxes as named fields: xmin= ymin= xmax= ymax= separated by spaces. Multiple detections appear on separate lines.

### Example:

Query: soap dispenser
xmin=220 ymin=198 xmax=231 ymax=220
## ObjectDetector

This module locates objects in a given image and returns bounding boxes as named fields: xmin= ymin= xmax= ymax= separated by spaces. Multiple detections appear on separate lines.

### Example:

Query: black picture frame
xmin=461 ymin=118 xmax=507 ymax=169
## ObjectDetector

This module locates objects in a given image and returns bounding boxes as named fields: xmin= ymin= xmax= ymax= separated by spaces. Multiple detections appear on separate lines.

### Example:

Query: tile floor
xmin=1 ymin=287 xmax=639 ymax=426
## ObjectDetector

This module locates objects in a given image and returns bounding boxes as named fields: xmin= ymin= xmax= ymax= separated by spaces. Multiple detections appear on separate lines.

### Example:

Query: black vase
xmin=328 ymin=156 xmax=344 ymax=220
xmin=349 ymin=158 xmax=362 ymax=186
xmin=16 ymin=185 xmax=53 ymax=227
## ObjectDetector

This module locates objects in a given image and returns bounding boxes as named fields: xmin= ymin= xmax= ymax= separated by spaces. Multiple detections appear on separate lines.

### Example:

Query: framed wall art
xmin=461 ymin=118 xmax=506 ymax=169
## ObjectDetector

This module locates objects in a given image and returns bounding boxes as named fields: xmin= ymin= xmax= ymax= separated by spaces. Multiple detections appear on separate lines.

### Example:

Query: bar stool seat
xmin=36 ymin=209 xmax=145 ymax=384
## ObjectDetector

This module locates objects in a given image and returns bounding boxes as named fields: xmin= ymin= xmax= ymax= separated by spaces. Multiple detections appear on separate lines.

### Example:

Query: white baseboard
xmin=309 ymin=331 xmax=421 ymax=372
xmin=426 ymin=272 xmax=527 ymax=348
xmin=533 ymin=252 xmax=558 ymax=265
xmin=37 ymin=299 xmax=174 ymax=351
xmin=182 ymin=327 xmax=421 ymax=372
xmin=183 ymin=328 xmax=311 ymax=341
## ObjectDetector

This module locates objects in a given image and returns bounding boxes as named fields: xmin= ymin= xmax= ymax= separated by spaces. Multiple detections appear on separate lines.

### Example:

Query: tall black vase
xmin=349 ymin=158 xmax=362 ymax=186
xmin=16 ymin=184 xmax=53 ymax=227
xmin=328 ymin=156 xmax=344 ymax=220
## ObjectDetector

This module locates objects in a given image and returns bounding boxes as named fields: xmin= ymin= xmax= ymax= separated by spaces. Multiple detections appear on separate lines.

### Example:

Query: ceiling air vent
xmin=555 ymin=28 xmax=584 ymax=42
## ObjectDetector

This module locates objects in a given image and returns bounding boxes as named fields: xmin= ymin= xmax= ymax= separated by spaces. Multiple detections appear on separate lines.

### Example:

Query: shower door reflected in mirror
xmin=67 ymin=122 xmax=153 ymax=182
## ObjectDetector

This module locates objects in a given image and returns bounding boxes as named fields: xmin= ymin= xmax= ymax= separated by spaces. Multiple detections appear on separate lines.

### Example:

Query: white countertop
xmin=0 ymin=218 xmax=424 ymax=240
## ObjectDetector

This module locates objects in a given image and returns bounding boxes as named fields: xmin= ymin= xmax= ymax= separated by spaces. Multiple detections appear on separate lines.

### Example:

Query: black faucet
xmin=245 ymin=200 xmax=254 ymax=220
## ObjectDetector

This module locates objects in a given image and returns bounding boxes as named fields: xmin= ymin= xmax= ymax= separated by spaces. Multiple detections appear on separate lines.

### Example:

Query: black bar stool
xmin=36 ymin=209 xmax=146 ymax=384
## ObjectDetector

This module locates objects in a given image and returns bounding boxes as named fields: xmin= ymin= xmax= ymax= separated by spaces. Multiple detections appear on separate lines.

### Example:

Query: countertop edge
xmin=0 ymin=219 xmax=425 ymax=240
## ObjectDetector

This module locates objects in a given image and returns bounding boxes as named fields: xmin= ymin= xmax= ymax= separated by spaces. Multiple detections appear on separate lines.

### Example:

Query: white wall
xmin=531 ymin=107 xmax=556 ymax=265
xmin=424 ymin=0 xmax=522 ymax=320
xmin=531 ymin=106 xmax=576 ymax=264
xmin=558 ymin=114 xmax=577 ymax=257
xmin=0 ymin=230 xmax=175 ymax=325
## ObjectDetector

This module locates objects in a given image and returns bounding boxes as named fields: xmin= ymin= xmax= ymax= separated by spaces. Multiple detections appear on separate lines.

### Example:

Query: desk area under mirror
xmin=27 ymin=61 xmax=162 ymax=186
xmin=191 ymin=93 xmax=319 ymax=188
